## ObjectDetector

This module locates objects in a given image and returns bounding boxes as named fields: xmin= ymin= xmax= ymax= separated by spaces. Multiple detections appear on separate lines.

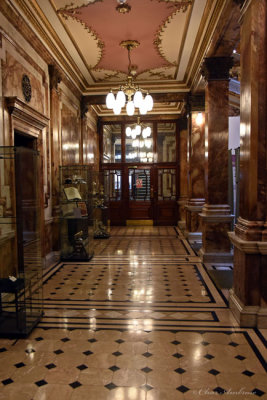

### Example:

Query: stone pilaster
xmin=184 ymin=96 xmax=205 ymax=240
xmin=228 ymin=0 xmax=267 ymax=327
xmin=177 ymin=117 xmax=188 ymax=230
xmin=199 ymin=56 xmax=234 ymax=263
xmin=48 ymin=64 xmax=62 ymax=252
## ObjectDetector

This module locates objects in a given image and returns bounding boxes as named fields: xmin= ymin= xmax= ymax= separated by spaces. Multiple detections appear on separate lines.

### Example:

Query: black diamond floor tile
xmin=109 ymin=365 xmax=120 ymax=372
xmin=105 ymin=382 xmax=117 ymax=390
xmin=14 ymin=362 xmax=26 ymax=368
xmin=252 ymin=389 xmax=265 ymax=397
xmin=88 ymin=338 xmax=97 ymax=343
xmin=112 ymin=351 xmax=122 ymax=357
xmin=83 ymin=350 xmax=93 ymax=356
xmin=35 ymin=337 xmax=44 ymax=341
xmin=208 ymin=369 xmax=220 ymax=376
xmin=2 ymin=378 xmax=14 ymax=386
xmin=69 ymin=381 xmax=82 ymax=389
xmin=144 ymin=340 xmax=153 ymax=345
xmin=54 ymin=349 xmax=64 ymax=355
xmin=141 ymin=384 xmax=153 ymax=392
xmin=228 ymin=341 xmax=239 ymax=347
xmin=142 ymin=352 xmax=152 ymax=358
xmin=242 ymin=370 xmax=255 ymax=377
xmin=171 ymin=340 xmax=180 ymax=345
xmin=174 ymin=368 xmax=186 ymax=374
xmin=172 ymin=352 xmax=183 ymax=359
xmin=77 ymin=364 xmax=88 ymax=371
xmin=45 ymin=363 xmax=56 ymax=370
xmin=61 ymin=337 xmax=70 ymax=342
xmin=235 ymin=355 xmax=246 ymax=360
xmin=176 ymin=385 xmax=189 ymax=393
xmin=141 ymin=367 xmax=153 ymax=373
xmin=213 ymin=387 xmax=226 ymax=394
xmin=204 ymin=354 xmax=214 ymax=360
xmin=0 ymin=348 xmax=7 ymax=352
xmin=116 ymin=339 xmax=124 ymax=344
xmin=35 ymin=380 xmax=48 ymax=387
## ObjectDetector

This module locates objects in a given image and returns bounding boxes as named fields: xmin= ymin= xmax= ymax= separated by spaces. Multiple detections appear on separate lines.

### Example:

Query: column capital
xmin=201 ymin=57 xmax=234 ymax=81
xmin=48 ymin=65 xmax=62 ymax=91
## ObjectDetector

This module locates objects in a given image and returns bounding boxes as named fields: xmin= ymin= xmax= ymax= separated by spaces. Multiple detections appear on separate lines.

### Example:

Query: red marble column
xmin=199 ymin=56 xmax=234 ymax=263
xmin=228 ymin=0 xmax=267 ymax=327
xmin=185 ymin=97 xmax=205 ymax=241
xmin=177 ymin=117 xmax=188 ymax=230
xmin=49 ymin=65 xmax=62 ymax=252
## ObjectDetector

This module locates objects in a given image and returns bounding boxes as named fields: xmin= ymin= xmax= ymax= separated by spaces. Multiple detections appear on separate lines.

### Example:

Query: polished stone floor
xmin=0 ymin=227 xmax=266 ymax=399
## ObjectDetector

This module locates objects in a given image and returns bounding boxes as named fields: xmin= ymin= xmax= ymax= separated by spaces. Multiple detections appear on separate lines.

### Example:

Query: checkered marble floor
xmin=0 ymin=226 xmax=266 ymax=399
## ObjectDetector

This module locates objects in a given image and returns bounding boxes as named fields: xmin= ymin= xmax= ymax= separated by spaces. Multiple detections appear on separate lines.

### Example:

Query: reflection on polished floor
xmin=0 ymin=227 xmax=266 ymax=399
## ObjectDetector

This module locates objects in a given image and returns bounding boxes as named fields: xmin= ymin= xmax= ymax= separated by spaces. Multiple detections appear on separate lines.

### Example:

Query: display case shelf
xmin=0 ymin=146 xmax=43 ymax=338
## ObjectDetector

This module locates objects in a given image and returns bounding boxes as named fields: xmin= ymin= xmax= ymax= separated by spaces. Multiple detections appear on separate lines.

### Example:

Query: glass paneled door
xmin=127 ymin=167 xmax=154 ymax=221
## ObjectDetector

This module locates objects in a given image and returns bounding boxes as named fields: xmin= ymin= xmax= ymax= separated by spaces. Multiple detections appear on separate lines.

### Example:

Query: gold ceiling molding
xmin=56 ymin=0 xmax=102 ymax=13
xmin=185 ymin=0 xmax=227 ymax=90
xmin=13 ymin=0 xmax=88 ymax=93
xmin=59 ymin=12 xmax=103 ymax=68
xmin=158 ymin=0 xmax=192 ymax=12
xmin=154 ymin=9 xmax=186 ymax=67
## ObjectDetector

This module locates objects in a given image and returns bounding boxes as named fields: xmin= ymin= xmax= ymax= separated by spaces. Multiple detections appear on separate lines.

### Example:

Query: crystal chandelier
xmin=106 ymin=40 xmax=153 ymax=116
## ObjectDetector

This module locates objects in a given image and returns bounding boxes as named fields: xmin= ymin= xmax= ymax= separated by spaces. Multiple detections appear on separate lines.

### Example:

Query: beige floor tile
xmin=107 ymin=387 xmax=147 ymax=400
xmin=146 ymin=369 xmax=182 ymax=389
xmin=147 ymin=388 xmax=184 ymax=400
xmin=33 ymin=383 xmax=73 ymax=400
xmin=79 ymin=367 xmax=113 ymax=386
xmin=112 ymin=368 xmax=146 ymax=386
xmin=70 ymin=385 xmax=109 ymax=400
xmin=0 ymin=383 xmax=37 ymax=400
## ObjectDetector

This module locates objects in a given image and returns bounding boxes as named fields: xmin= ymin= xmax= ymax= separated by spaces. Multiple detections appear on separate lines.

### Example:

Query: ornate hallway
xmin=0 ymin=227 xmax=266 ymax=399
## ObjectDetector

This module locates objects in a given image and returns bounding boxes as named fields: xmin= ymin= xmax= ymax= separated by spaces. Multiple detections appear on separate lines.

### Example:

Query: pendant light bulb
xmin=106 ymin=91 xmax=115 ymax=109
xmin=126 ymin=100 xmax=135 ymax=116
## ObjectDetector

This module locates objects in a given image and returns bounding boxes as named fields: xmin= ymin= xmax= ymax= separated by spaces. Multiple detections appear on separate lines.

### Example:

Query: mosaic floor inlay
xmin=0 ymin=226 xmax=266 ymax=399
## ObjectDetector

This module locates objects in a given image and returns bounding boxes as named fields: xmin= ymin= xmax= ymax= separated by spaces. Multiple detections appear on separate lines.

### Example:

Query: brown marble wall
xmin=82 ymin=106 xmax=99 ymax=169
xmin=61 ymin=103 xmax=80 ymax=165
xmin=204 ymin=81 xmax=229 ymax=205
xmin=178 ymin=118 xmax=188 ymax=224
xmin=228 ymin=0 xmax=267 ymax=327
xmin=2 ymin=53 xmax=44 ymax=114
xmin=190 ymin=112 xmax=205 ymax=200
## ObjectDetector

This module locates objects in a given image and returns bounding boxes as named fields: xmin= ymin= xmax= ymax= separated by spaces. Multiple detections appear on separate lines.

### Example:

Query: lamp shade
xmin=106 ymin=91 xmax=115 ymax=109
xmin=116 ymin=90 xmax=126 ymax=107
xmin=133 ymin=90 xmax=143 ymax=108
xmin=126 ymin=100 xmax=135 ymax=116
xmin=113 ymin=101 xmax=121 ymax=115
xmin=145 ymin=94 xmax=153 ymax=111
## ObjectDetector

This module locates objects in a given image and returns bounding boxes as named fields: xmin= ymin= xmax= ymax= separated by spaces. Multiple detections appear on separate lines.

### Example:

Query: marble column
xmin=185 ymin=96 xmax=205 ymax=241
xmin=48 ymin=65 xmax=62 ymax=253
xmin=228 ymin=0 xmax=267 ymax=327
xmin=177 ymin=117 xmax=188 ymax=230
xmin=199 ymin=56 xmax=234 ymax=263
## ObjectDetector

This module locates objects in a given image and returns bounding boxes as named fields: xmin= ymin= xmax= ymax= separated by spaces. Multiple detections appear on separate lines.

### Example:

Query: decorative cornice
xmin=6 ymin=96 xmax=49 ymax=130
xmin=201 ymin=56 xmax=234 ymax=81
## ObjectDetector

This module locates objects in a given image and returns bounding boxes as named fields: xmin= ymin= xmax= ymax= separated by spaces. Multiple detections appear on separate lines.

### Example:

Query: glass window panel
xmin=157 ymin=122 xmax=176 ymax=162
xmin=102 ymin=124 xmax=121 ymax=163
xmin=105 ymin=170 xmax=122 ymax=200
xmin=125 ymin=123 xmax=153 ymax=163
xmin=129 ymin=169 xmax=150 ymax=201
xmin=158 ymin=169 xmax=176 ymax=200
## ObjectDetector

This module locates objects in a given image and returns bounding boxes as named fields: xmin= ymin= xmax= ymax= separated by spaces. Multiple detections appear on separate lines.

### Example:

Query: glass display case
xmin=59 ymin=165 xmax=94 ymax=260
xmin=92 ymin=171 xmax=110 ymax=239
xmin=0 ymin=146 xmax=43 ymax=337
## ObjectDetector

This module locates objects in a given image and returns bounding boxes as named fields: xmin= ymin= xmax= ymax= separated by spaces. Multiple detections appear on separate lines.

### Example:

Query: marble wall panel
xmin=205 ymin=81 xmax=229 ymax=205
xmin=190 ymin=112 xmax=205 ymax=199
xmin=82 ymin=106 xmax=98 ymax=169
xmin=2 ymin=53 xmax=44 ymax=114
xmin=61 ymin=103 xmax=80 ymax=165
xmin=178 ymin=123 xmax=188 ymax=222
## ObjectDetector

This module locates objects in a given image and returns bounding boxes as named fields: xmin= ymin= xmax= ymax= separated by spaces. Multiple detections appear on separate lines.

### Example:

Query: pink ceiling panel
xmin=60 ymin=0 xmax=182 ymax=74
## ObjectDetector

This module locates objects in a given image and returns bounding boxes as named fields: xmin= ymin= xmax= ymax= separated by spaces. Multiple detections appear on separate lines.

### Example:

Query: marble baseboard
xmin=198 ymin=248 xmax=233 ymax=263
xmin=44 ymin=251 xmax=60 ymax=269
xmin=229 ymin=290 xmax=267 ymax=328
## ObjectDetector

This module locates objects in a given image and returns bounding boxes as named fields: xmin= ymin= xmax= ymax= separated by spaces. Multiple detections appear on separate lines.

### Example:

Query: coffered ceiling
xmin=21 ymin=0 xmax=238 ymax=115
